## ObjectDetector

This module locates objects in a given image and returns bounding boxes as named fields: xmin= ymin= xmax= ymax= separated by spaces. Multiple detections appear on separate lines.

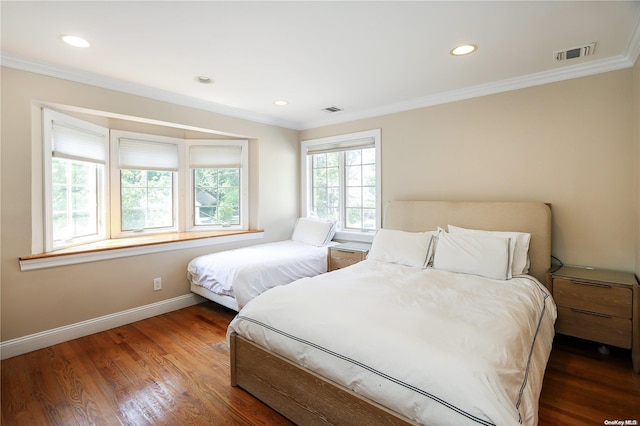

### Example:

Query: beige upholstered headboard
xmin=383 ymin=201 xmax=552 ymax=283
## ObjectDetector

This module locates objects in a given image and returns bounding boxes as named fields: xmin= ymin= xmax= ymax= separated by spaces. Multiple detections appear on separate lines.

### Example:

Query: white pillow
xmin=291 ymin=217 xmax=336 ymax=246
xmin=448 ymin=225 xmax=531 ymax=275
xmin=368 ymin=229 xmax=436 ymax=268
xmin=433 ymin=231 xmax=512 ymax=280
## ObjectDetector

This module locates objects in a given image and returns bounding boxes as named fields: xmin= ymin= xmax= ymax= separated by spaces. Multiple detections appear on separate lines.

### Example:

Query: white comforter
xmin=187 ymin=240 xmax=329 ymax=309
xmin=228 ymin=260 xmax=556 ymax=426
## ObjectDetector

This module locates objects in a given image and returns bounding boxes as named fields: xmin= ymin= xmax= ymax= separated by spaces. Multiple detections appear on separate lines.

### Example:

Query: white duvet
xmin=228 ymin=260 xmax=557 ymax=426
xmin=187 ymin=240 xmax=329 ymax=309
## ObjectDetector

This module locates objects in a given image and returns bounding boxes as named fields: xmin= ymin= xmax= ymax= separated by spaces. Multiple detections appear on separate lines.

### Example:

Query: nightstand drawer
xmin=328 ymin=243 xmax=370 ymax=271
xmin=556 ymin=306 xmax=632 ymax=349
xmin=553 ymin=278 xmax=632 ymax=319
xmin=329 ymin=248 xmax=366 ymax=270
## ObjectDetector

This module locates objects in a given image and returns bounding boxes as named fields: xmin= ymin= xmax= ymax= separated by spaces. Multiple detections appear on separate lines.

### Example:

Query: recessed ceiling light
xmin=194 ymin=75 xmax=214 ymax=84
xmin=450 ymin=44 xmax=477 ymax=56
xmin=60 ymin=34 xmax=90 ymax=48
xmin=273 ymin=100 xmax=289 ymax=106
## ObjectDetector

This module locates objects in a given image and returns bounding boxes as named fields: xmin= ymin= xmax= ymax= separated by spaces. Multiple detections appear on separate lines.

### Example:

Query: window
xmin=43 ymin=109 xmax=109 ymax=251
xmin=186 ymin=140 xmax=248 ymax=231
xmin=110 ymin=132 xmax=181 ymax=236
xmin=40 ymin=109 xmax=249 ymax=252
xmin=301 ymin=129 xmax=381 ymax=241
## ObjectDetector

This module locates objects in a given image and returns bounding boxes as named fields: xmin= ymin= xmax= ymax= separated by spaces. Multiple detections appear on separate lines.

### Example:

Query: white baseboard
xmin=0 ymin=293 xmax=205 ymax=360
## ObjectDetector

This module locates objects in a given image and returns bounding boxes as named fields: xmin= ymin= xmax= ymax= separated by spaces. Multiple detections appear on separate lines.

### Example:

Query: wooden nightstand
xmin=548 ymin=266 xmax=639 ymax=373
xmin=328 ymin=243 xmax=371 ymax=271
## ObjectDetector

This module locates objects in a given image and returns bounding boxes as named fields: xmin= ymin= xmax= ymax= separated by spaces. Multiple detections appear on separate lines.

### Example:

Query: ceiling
xmin=2 ymin=1 xmax=640 ymax=131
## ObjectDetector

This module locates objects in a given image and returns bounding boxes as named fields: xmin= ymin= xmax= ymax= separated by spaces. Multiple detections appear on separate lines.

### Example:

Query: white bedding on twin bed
xmin=228 ymin=259 xmax=557 ymax=426
xmin=187 ymin=240 xmax=330 ymax=309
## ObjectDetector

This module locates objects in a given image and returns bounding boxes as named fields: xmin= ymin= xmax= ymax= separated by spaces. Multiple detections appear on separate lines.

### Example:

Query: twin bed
xmin=226 ymin=201 xmax=555 ymax=426
xmin=188 ymin=217 xmax=336 ymax=310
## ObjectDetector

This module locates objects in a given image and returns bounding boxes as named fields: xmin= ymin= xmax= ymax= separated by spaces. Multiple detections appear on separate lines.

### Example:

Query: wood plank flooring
xmin=1 ymin=302 xmax=291 ymax=426
xmin=2 ymin=301 xmax=639 ymax=425
xmin=538 ymin=334 xmax=640 ymax=425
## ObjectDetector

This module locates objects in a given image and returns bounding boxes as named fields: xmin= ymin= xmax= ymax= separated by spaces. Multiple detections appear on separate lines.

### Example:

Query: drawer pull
xmin=334 ymin=249 xmax=356 ymax=254
xmin=569 ymin=307 xmax=612 ymax=318
xmin=569 ymin=279 xmax=611 ymax=288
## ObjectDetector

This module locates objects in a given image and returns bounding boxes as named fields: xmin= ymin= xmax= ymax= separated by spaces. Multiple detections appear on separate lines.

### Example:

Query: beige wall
xmin=0 ymin=67 xmax=299 ymax=341
xmin=302 ymin=69 xmax=636 ymax=273
xmin=635 ymin=58 xmax=640 ymax=279
xmin=3 ymin=64 xmax=638 ymax=344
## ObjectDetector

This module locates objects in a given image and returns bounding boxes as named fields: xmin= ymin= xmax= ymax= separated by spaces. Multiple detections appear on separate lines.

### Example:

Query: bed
xmin=227 ymin=201 xmax=555 ymax=426
xmin=188 ymin=217 xmax=336 ymax=311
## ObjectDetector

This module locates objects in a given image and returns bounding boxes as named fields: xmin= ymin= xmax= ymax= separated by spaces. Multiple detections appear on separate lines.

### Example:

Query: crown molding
xmin=301 ymin=16 xmax=640 ymax=130
xmin=300 ymin=54 xmax=635 ymax=130
xmin=1 ymin=53 xmax=301 ymax=130
xmin=625 ymin=12 xmax=640 ymax=66
xmin=4 ymin=23 xmax=640 ymax=133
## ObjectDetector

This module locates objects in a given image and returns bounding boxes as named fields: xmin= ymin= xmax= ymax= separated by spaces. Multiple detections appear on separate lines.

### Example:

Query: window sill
xmin=19 ymin=230 xmax=264 ymax=271
xmin=334 ymin=230 xmax=375 ymax=244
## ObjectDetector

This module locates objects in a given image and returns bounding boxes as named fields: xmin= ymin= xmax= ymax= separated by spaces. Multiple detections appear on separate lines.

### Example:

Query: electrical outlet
xmin=153 ymin=277 xmax=162 ymax=291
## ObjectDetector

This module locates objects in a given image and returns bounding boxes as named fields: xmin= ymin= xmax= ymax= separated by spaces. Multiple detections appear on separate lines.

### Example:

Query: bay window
xmin=40 ymin=108 xmax=249 ymax=253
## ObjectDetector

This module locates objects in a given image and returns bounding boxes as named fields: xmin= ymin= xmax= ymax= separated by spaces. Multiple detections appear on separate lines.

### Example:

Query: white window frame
xmin=110 ymin=130 xmax=182 ymax=238
xmin=301 ymin=129 xmax=381 ymax=242
xmin=42 ymin=109 xmax=109 ymax=251
xmin=184 ymin=139 xmax=249 ymax=232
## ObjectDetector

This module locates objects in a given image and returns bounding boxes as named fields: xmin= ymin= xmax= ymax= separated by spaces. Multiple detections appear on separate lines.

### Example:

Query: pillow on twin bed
xmin=291 ymin=217 xmax=336 ymax=246
xmin=432 ymin=231 xmax=513 ymax=280
xmin=447 ymin=225 xmax=531 ymax=275
xmin=368 ymin=229 xmax=436 ymax=268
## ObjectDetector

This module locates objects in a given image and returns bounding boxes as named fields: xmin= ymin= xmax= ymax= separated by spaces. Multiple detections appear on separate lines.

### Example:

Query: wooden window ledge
xmin=19 ymin=230 xmax=264 ymax=271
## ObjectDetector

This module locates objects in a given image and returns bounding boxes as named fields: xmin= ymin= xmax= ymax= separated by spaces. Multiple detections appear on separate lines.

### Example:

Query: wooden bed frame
xmin=230 ymin=201 xmax=552 ymax=425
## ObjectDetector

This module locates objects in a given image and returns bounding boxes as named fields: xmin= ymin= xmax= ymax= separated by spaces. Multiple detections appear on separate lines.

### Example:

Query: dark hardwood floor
xmin=2 ymin=301 xmax=639 ymax=425
xmin=1 ymin=302 xmax=291 ymax=426
xmin=538 ymin=334 xmax=640 ymax=425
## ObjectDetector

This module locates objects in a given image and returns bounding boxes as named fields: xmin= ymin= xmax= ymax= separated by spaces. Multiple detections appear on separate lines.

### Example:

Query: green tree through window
xmin=311 ymin=147 xmax=376 ymax=231
xmin=194 ymin=168 xmax=240 ymax=225
xmin=120 ymin=169 xmax=173 ymax=231
xmin=51 ymin=158 xmax=98 ymax=242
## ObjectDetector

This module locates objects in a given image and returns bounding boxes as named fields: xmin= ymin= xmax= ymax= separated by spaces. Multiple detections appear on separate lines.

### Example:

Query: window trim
xmin=301 ymin=129 xmax=381 ymax=242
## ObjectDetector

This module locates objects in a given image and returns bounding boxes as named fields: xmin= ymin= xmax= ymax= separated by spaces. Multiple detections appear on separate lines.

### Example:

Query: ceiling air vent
xmin=322 ymin=106 xmax=343 ymax=113
xmin=554 ymin=42 xmax=597 ymax=62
